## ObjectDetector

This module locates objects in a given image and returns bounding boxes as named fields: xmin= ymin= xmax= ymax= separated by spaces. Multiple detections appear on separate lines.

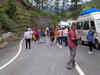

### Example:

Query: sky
xmin=29 ymin=0 xmax=92 ymax=7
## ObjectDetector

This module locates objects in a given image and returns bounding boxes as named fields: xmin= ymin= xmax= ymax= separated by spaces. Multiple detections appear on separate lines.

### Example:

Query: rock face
xmin=34 ymin=16 xmax=52 ymax=25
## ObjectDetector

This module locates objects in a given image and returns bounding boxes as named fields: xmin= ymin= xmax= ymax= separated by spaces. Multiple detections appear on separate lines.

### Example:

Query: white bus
xmin=77 ymin=12 xmax=100 ymax=49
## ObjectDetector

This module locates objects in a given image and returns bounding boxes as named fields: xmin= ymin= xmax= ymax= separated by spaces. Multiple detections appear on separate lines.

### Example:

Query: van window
xmin=90 ymin=21 xmax=95 ymax=30
xmin=77 ymin=22 xmax=83 ymax=29
xmin=96 ymin=19 xmax=100 ymax=33
xmin=83 ymin=21 xmax=89 ymax=30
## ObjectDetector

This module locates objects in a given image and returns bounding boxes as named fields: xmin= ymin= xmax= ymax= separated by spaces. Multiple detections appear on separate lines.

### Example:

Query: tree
xmin=61 ymin=0 xmax=68 ymax=17
xmin=55 ymin=0 xmax=60 ymax=14
xmin=34 ymin=0 xmax=49 ymax=9
xmin=71 ymin=0 xmax=80 ymax=8
xmin=7 ymin=0 xmax=16 ymax=19
xmin=34 ymin=0 xmax=41 ymax=8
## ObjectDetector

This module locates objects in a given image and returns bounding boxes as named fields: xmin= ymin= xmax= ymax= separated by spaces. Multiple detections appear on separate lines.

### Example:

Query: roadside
xmin=0 ymin=37 xmax=22 ymax=67
xmin=76 ymin=46 xmax=100 ymax=75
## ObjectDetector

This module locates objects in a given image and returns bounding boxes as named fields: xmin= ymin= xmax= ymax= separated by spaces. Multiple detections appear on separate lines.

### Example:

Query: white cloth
xmin=58 ymin=30 xmax=63 ymax=37
xmin=24 ymin=31 xmax=33 ymax=39
xmin=63 ymin=28 xmax=68 ymax=37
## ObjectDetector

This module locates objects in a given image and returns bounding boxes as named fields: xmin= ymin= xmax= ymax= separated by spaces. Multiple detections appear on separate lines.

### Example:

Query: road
xmin=0 ymin=38 xmax=100 ymax=75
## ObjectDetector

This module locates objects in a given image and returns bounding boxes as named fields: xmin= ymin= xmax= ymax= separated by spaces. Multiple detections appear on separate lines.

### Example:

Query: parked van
xmin=77 ymin=8 xmax=100 ymax=49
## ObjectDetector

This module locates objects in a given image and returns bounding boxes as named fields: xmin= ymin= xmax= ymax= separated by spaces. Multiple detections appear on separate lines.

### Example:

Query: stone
xmin=0 ymin=42 xmax=8 ymax=49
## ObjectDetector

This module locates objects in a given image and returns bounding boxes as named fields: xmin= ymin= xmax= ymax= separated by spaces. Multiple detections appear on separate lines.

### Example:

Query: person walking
xmin=87 ymin=27 xmax=95 ymax=55
xmin=63 ymin=26 xmax=68 ymax=47
xmin=49 ymin=28 xmax=55 ymax=47
xmin=67 ymin=23 xmax=80 ymax=70
xmin=58 ymin=28 xmax=63 ymax=48
xmin=24 ymin=28 xmax=32 ymax=49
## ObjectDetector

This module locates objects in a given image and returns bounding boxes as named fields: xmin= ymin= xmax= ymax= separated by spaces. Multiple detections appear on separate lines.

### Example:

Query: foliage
xmin=0 ymin=4 xmax=7 ymax=13
xmin=82 ymin=0 xmax=100 ymax=9
xmin=0 ymin=14 xmax=17 ymax=31
xmin=7 ymin=0 xmax=16 ymax=19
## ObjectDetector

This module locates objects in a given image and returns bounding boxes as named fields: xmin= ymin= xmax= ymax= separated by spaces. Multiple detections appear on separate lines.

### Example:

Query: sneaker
xmin=88 ymin=51 xmax=94 ymax=55
xmin=59 ymin=45 xmax=62 ymax=48
xmin=56 ymin=43 xmax=59 ymax=47
xmin=66 ymin=65 xmax=72 ymax=70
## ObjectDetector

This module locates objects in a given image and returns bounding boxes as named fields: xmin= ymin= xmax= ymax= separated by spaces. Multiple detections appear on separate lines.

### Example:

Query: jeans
xmin=58 ymin=37 xmax=63 ymax=45
xmin=25 ymin=39 xmax=31 ymax=49
xmin=88 ymin=41 xmax=94 ymax=52
xmin=63 ymin=37 xmax=68 ymax=46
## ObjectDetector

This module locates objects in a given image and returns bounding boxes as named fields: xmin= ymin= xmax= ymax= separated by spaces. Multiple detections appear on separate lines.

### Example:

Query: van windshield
xmin=96 ymin=19 xmax=100 ymax=33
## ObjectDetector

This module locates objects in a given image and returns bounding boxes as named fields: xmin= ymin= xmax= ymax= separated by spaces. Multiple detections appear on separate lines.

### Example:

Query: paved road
xmin=76 ymin=46 xmax=100 ymax=75
xmin=0 ymin=39 xmax=100 ymax=75
xmin=0 ymin=40 xmax=78 ymax=75
xmin=0 ymin=41 xmax=20 ymax=67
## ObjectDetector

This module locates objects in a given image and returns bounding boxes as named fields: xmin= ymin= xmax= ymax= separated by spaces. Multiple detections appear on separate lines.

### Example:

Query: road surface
xmin=0 ymin=38 xmax=100 ymax=75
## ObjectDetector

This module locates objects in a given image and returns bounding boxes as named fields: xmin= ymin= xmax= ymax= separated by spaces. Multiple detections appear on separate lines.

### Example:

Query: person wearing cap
xmin=24 ymin=28 xmax=32 ymax=49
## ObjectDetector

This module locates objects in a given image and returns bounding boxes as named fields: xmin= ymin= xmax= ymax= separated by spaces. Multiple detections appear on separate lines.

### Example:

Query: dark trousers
xmin=63 ymin=37 xmax=68 ymax=46
xmin=58 ymin=37 xmax=63 ymax=45
xmin=25 ymin=39 xmax=31 ymax=49
xmin=88 ymin=41 xmax=94 ymax=52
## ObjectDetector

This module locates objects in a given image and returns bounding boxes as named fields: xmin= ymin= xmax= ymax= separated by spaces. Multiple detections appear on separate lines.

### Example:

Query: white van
xmin=77 ymin=12 xmax=100 ymax=49
xmin=59 ymin=21 xmax=70 ymax=28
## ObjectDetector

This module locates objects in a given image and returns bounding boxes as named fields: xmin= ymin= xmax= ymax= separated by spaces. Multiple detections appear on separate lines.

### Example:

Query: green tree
xmin=34 ymin=0 xmax=41 ymax=8
xmin=61 ymin=0 xmax=68 ymax=17
xmin=55 ymin=0 xmax=60 ymax=14
xmin=7 ymin=0 xmax=16 ymax=19
xmin=71 ymin=0 xmax=80 ymax=8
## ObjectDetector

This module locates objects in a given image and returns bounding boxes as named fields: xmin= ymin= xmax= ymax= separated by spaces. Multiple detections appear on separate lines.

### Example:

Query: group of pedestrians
xmin=24 ymin=23 xmax=96 ymax=70
xmin=24 ymin=27 xmax=46 ymax=49
xmin=49 ymin=26 xmax=69 ymax=48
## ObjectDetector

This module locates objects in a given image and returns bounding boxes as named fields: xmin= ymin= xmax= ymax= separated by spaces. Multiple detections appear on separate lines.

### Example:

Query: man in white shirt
xmin=24 ymin=28 xmax=32 ymax=49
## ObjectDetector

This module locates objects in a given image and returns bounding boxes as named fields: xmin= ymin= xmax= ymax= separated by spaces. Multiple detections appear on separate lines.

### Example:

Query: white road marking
xmin=0 ymin=39 xmax=24 ymax=70
xmin=75 ymin=62 xmax=85 ymax=75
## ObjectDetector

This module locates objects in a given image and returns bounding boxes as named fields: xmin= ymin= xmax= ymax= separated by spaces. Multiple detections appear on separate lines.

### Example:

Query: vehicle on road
xmin=77 ymin=8 xmax=100 ymax=49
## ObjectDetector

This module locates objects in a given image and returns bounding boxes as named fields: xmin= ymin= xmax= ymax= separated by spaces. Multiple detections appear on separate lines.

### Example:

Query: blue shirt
xmin=87 ymin=31 xmax=94 ymax=42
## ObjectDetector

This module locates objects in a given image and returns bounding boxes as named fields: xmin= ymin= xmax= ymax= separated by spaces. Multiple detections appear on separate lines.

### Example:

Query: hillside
xmin=0 ymin=0 xmax=60 ymax=34
xmin=16 ymin=0 xmax=60 ymax=29
xmin=82 ymin=0 xmax=100 ymax=9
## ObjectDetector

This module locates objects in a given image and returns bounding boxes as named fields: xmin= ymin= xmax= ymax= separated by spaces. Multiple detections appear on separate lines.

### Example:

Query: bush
xmin=0 ymin=4 xmax=7 ymax=13
xmin=0 ymin=14 xmax=17 ymax=31
xmin=7 ymin=0 xmax=16 ymax=19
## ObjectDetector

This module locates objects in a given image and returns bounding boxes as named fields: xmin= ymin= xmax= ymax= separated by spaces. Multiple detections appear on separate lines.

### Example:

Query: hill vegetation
xmin=0 ymin=0 xmax=100 ymax=33
xmin=0 ymin=0 xmax=60 ymax=34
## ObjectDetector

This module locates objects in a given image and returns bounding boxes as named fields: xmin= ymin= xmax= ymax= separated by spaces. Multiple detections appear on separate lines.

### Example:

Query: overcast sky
xmin=29 ymin=0 xmax=92 ymax=7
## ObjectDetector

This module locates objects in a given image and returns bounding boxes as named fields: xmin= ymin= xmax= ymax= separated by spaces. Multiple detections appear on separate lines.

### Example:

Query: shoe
xmin=72 ymin=60 xmax=75 ymax=68
xmin=59 ymin=45 xmax=62 ymax=48
xmin=66 ymin=66 xmax=72 ymax=70
xmin=88 ymin=51 xmax=94 ymax=55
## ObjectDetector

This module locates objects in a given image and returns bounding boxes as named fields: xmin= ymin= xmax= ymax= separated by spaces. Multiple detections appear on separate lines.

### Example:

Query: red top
xmin=68 ymin=29 xmax=77 ymax=47
xmin=50 ymin=28 xmax=55 ymax=38
xmin=32 ymin=29 xmax=39 ymax=38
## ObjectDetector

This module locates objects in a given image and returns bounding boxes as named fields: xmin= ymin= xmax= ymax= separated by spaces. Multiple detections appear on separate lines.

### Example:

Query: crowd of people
xmin=24 ymin=23 xmax=96 ymax=70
